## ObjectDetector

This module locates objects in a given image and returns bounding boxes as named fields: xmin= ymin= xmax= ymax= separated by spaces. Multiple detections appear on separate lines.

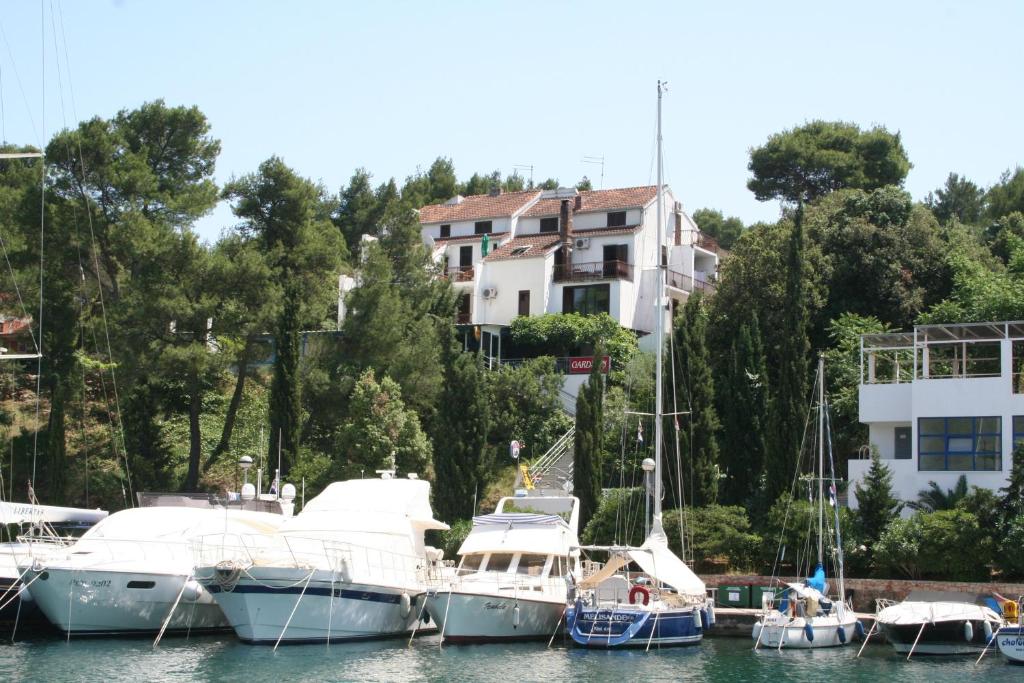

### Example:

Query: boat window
xmin=515 ymin=554 xmax=549 ymax=576
xmin=126 ymin=580 xmax=156 ymax=589
xmin=549 ymin=556 xmax=564 ymax=577
xmin=485 ymin=553 xmax=515 ymax=572
xmin=459 ymin=554 xmax=484 ymax=572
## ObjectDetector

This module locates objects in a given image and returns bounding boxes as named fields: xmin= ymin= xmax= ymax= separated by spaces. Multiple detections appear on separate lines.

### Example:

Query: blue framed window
xmin=918 ymin=417 xmax=1001 ymax=471
xmin=1013 ymin=416 xmax=1024 ymax=452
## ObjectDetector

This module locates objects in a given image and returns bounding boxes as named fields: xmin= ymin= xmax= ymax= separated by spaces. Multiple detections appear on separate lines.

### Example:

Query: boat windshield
xmin=485 ymin=553 xmax=515 ymax=572
xmin=459 ymin=554 xmax=484 ymax=572
xmin=515 ymin=554 xmax=548 ymax=576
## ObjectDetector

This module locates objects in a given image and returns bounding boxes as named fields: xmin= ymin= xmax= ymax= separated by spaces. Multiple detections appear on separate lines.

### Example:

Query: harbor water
xmin=0 ymin=633 xmax=1019 ymax=682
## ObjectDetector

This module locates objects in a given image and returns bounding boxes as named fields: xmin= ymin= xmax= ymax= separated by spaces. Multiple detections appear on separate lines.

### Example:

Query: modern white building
xmin=849 ymin=321 xmax=1023 ymax=511
xmin=418 ymin=185 xmax=719 ymax=363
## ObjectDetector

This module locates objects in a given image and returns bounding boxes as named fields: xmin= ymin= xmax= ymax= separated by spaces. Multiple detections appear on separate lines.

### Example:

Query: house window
xmin=540 ymin=217 xmax=558 ymax=233
xmin=607 ymin=211 xmax=626 ymax=228
xmin=1014 ymin=416 xmax=1024 ymax=451
xmin=518 ymin=290 xmax=530 ymax=317
xmin=440 ymin=224 xmax=451 ymax=238
xmin=562 ymin=284 xmax=610 ymax=316
xmin=894 ymin=426 xmax=911 ymax=459
xmin=475 ymin=220 xmax=493 ymax=235
xmin=918 ymin=416 xmax=1001 ymax=471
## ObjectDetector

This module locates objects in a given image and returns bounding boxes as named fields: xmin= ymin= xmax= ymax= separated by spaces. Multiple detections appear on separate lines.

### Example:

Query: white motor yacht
xmin=875 ymin=591 xmax=1005 ymax=656
xmin=194 ymin=473 xmax=448 ymax=644
xmin=425 ymin=495 xmax=580 ymax=642
xmin=20 ymin=506 xmax=283 ymax=636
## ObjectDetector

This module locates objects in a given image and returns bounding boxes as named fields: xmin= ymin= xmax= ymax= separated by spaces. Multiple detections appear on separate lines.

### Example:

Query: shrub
xmin=874 ymin=509 xmax=994 ymax=581
xmin=582 ymin=488 xmax=646 ymax=548
xmin=663 ymin=505 xmax=762 ymax=573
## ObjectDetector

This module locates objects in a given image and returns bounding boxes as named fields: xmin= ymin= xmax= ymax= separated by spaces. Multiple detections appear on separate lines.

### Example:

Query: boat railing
xmin=427 ymin=566 xmax=566 ymax=596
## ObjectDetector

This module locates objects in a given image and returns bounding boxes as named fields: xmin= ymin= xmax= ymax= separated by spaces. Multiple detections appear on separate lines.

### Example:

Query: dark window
xmin=518 ymin=290 xmax=530 ymax=317
xmin=474 ymin=220 xmax=493 ymax=235
xmin=674 ymin=213 xmax=682 ymax=246
xmin=917 ymin=416 xmax=1001 ymax=471
xmin=1014 ymin=416 xmax=1024 ymax=450
xmin=607 ymin=211 xmax=626 ymax=227
xmin=894 ymin=426 xmax=911 ymax=459
xmin=459 ymin=245 xmax=473 ymax=267
xmin=562 ymin=284 xmax=610 ymax=316
xmin=440 ymin=224 xmax=451 ymax=238
xmin=127 ymin=580 xmax=156 ymax=589
xmin=603 ymin=244 xmax=629 ymax=277
xmin=539 ymin=217 xmax=558 ymax=233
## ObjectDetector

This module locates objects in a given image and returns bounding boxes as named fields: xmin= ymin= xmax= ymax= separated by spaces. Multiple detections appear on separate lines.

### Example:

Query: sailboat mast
xmin=817 ymin=354 xmax=825 ymax=565
xmin=653 ymin=80 xmax=665 ymax=521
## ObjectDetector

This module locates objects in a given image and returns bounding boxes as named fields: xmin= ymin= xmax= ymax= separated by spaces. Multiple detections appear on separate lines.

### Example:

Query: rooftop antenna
xmin=582 ymin=155 xmax=605 ymax=189
xmin=512 ymin=164 xmax=534 ymax=187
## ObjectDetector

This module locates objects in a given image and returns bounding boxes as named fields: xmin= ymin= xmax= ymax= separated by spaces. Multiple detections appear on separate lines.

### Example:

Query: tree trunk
xmin=184 ymin=371 xmax=203 ymax=491
xmin=204 ymin=339 xmax=252 ymax=473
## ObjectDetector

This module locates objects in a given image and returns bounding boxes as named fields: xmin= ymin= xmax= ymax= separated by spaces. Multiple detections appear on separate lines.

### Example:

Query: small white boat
xmin=425 ymin=495 xmax=580 ymax=642
xmin=875 ymin=591 xmax=1004 ymax=656
xmin=995 ymin=598 xmax=1024 ymax=664
xmin=20 ymin=506 xmax=283 ymax=636
xmin=194 ymin=473 xmax=448 ymax=644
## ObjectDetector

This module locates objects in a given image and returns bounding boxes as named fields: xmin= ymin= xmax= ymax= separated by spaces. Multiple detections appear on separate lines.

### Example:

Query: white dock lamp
xmin=642 ymin=457 xmax=656 ymax=538
xmin=239 ymin=455 xmax=254 ymax=488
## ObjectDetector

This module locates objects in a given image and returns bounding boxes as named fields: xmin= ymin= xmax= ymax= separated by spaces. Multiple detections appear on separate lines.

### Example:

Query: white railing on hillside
xmin=517 ymin=427 xmax=575 ymax=491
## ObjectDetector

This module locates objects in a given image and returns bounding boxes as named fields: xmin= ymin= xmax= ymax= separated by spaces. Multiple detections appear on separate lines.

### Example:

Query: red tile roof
xmin=419 ymin=190 xmax=540 ymax=224
xmin=522 ymin=186 xmax=658 ymax=218
xmin=485 ymin=234 xmax=563 ymax=262
xmin=573 ymin=225 xmax=642 ymax=237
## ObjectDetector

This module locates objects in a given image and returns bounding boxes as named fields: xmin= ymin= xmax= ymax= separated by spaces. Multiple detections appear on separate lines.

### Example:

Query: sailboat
xmin=752 ymin=356 xmax=861 ymax=649
xmin=564 ymin=81 xmax=715 ymax=649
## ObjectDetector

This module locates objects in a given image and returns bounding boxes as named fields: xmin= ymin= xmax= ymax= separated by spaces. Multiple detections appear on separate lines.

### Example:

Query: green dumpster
xmin=715 ymin=585 xmax=751 ymax=608
xmin=752 ymin=585 xmax=782 ymax=610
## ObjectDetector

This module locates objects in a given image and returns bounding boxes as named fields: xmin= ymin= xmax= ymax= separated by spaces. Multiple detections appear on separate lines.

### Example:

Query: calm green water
xmin=0 ymin=634 xmax=1018 ymax=683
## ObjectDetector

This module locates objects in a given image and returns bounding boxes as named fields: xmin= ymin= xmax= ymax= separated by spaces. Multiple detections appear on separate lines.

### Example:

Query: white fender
xmin=182 ymin=579 xmax=202 ymax=603
xmin=513 ymin=604 xmax=521 ymax=629
xmin=983 ymin=620 xmax=993 ymax=641
xmin=400 ymin=592 xmax=412 ymax=618
xmin=752 ymin=622 xmax=763 ymax=642
xmin=964 ymin=621 xmax=974 ymax=642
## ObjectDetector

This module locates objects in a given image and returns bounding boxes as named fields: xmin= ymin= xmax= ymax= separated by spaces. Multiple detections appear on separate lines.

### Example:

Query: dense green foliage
xmin=853 ymin=454 xmax=903 ymax=550
xmin=573 ymin=349 xmax=605 ymax=532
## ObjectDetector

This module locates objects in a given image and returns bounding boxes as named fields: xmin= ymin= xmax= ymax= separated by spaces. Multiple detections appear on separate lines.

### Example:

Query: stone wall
xmin=700 ymin=574 xmax=1024 ymax=613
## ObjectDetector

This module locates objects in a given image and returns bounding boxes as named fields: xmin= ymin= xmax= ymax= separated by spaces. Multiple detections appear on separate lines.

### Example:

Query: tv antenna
xmin=512 ymin=164 xmax=534 ymax=187
xmin=582 ymin=155 xmax=605 ymax=189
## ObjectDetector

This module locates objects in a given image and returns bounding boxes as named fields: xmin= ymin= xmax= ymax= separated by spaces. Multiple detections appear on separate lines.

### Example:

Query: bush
xmin=436 ymin=519 xmax=473 ymax=561
xmin=663 ymin=505 xmax=762 ymax=573
xmin=874 ymin=509 xmax=994 ymax=581
xmin=582 ymin=488 xmax=646 ymax=548
xmin=761 ymin=495 xmax=866 ymax=577
xmin=998 ymin=515 xmax=1024 ymax=579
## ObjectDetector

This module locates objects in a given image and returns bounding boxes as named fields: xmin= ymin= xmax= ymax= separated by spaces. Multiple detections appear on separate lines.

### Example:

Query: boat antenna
xmin=653 ymin=80 xmax=667 ymax=526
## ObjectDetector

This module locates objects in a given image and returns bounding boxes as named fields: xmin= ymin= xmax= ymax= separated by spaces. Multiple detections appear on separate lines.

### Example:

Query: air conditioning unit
xmin=574 ymin=237 xmax=591 ymax=249
xmin=482 ymin=286 xmax=498 ymax=299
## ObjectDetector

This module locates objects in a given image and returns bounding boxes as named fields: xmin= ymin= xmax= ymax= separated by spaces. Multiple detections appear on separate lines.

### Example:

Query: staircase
xmin=515 ymin=426 xmax=575 ymax=494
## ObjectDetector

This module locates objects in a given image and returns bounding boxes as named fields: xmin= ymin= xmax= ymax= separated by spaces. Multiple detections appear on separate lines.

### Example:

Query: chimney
xmin=559 ymin=198 xmax=574 ymax=273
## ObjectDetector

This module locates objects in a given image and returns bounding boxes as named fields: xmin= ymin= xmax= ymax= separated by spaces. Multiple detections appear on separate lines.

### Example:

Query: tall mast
xmin=653 ymin=80 xmax=666 ymax=522
xmin=817 ymin=354 xmax=825 ymax=565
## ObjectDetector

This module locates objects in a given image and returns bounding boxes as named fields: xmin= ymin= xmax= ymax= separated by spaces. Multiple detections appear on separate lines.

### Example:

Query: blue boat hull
xmin=566 ymin=600 xmax=708 ymax=648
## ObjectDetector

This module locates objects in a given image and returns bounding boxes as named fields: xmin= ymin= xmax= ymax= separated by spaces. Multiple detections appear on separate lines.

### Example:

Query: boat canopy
xmin=283 ymin=478 xmax=449 ymax=535
xmin=0 ymin=501 xmax=108 ymax=526
xmin=459 ymin=512 xmax=575 ymax=556
xmin=82 ymin=506 xmax=282 ymax=542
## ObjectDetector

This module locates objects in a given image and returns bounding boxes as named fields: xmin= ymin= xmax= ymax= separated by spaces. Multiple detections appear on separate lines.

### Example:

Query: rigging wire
xmin=30 ymin=0 xmax=45 ymax=492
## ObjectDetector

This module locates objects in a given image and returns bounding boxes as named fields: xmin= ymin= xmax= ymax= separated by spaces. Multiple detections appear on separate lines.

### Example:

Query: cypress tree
xmin=432 ymin=345 xmax=489 ymax=522
xmin=719 ymin=313 xmax=769 ymax=506
xmin=674 ymin=293 xmax=720 ymax=507
xmin=766 ymin=203 xmax=809 ymax=502
xmin=854 ymin=452 xmax=903 ymax=549
xmin=1000 ymin=443 xmax=1024 ymax=523
xmin=268 ymin=289 xmax=302 ymax=476
xmin=574 ymin=348 xmax=605 ymax=531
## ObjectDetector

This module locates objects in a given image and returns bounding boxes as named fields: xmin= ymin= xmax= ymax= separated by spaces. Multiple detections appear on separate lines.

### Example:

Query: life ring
xmin=629 ymin=585 xmax=650 ymax=606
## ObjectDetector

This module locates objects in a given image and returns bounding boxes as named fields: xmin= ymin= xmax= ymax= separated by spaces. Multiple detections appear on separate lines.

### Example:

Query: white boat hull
xmin=425 ymin=590 xmax=564 ymax=642
xmin=201 ymin=567 xmax=423 ymax=644
xmin=754 ymin=613 xmax=859 ymax=649
xmin=24 ymin=568 xmax=227 ymax=635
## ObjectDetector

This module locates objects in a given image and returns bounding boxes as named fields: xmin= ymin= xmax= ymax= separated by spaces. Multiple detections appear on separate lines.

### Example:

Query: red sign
xmin=568 ymin=355 xmax=611 ymax=375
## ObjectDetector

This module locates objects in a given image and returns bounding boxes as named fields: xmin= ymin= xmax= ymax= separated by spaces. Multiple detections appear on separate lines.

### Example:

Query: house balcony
xmin=667 ymin=269 xmax=716 ymax=294
xmin=445 ymin=266 xmax=475 ymax=282
xmin=455 ymin=312 xmax=472 ymax=325
xmin=552 ymin=260 xmax=633 ymax=283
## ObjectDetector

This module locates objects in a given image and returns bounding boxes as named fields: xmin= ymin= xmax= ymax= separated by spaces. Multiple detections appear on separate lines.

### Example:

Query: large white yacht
xmin=194 ymin=473 xmax=448 ymax=644
xmin=425 ymin=494 xmax=580 ymax=642
xmin=20 ymin=506 xmax=283 ymax=636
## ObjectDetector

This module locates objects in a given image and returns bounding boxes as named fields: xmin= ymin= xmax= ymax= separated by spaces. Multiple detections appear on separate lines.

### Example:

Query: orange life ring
xmin=629 ymin=585 xmax=650 ymax=606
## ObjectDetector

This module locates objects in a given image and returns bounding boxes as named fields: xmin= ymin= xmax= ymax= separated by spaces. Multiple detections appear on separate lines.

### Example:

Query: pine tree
xmin=674 ymin=293 xmax=720 ymax=506
xmin=432 ymin=344 xmax=489 ymax=521
xmin=268 ymin=289 xmax=302 ymax=476
xmin=766 ymin=204 xmax=810 ymax=502
xmin=574 ymin=348 xmax=605 ymax=531
xmin=719 ymin=314 xmax=769 ymax=505
xmin=854 ymin=453 xmax=903 ymax=547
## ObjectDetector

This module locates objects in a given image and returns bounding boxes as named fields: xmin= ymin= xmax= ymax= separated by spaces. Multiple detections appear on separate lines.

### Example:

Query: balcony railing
xmin=445 ymin=266 xmax=475 ymax=282
xmin=455 ymin=312 xmax=471 ymax=325
xmin=696 ymin=233 xmax=722 ymax=253
xmin=552 ymin=260 xmax=633 ymax=283
xmin=667 ymin=269 xmax=716 ymax=293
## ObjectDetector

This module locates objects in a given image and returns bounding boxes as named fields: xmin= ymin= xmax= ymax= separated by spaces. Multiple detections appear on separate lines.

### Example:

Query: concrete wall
xmin=422 ymin=216 xmax=513 ymax=241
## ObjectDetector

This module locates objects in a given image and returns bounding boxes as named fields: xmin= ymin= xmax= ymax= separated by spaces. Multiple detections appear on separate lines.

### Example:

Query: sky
xmin=1 ymin=0 xmax=1022 ymax=243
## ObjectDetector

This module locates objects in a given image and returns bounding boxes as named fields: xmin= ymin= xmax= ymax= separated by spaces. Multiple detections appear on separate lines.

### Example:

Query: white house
xmin=849 ymin=321 xmax=1023 ymax=512
xmin=418 ymin=185 xmax=719 ymax=367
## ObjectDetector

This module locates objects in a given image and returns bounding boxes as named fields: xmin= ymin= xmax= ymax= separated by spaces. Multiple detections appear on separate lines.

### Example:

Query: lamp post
xmin=239 ymin=455 xmax=254 ymax=487
xmin=641 ymin=457 xmax=655 ymax=539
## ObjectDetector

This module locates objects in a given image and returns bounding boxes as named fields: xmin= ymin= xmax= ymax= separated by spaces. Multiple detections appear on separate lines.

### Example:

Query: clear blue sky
xmin=2 ymin=0 xmax=1022 ymax=242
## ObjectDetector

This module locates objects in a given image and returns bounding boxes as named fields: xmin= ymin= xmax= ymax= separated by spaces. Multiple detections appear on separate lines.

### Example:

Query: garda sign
xmin=568 ymin=356 xmax=611 ymax=375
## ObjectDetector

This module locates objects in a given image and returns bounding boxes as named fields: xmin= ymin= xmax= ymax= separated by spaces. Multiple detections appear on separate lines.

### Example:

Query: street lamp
xmin=238 ymin=455 xmax=254 ymax=487
xmin=642 ymin=458 xmax=656 ymax=538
